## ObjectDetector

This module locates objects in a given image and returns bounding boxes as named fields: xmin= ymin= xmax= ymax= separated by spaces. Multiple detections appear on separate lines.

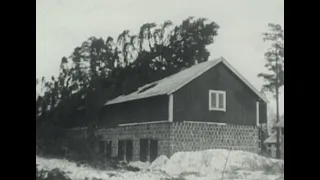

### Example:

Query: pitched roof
xmin=105 ymin=57 xmax=268 ymax=105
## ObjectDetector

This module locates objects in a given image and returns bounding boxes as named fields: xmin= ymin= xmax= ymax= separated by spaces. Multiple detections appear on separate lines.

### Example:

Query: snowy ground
xmin=36 ymin=149 xmax=284 ymax=180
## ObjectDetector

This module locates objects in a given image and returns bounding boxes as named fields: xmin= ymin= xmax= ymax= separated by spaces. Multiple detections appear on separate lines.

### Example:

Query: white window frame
xmin=209 ymin=90 xmax=226 ymax=112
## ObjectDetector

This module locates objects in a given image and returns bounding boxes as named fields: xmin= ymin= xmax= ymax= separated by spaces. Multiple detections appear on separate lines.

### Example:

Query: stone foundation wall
xmin=96 ymin=122 xmax=172 ymax=161
xmin=66 ymin=121 xmax=259 ymax=161
xmin=169 ymin=122 xmax=259 ymax=155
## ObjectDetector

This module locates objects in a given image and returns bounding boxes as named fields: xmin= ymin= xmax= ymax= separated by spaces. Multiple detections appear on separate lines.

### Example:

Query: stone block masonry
xmin=67 ymin=121 xmax=259 ymax=161
xmin=96 ymin=122 xmax=172 ymax=161
xmin=170 ymin=122 xmax=259 ymax=155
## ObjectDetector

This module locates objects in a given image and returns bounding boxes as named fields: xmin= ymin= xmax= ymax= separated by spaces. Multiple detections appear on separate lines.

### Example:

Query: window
xmin=209 ymin=90 xmax=226 ymax=111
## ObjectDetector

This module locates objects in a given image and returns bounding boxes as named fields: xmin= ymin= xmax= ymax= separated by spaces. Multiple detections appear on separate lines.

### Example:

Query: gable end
xmin=168 ymin=57 xmax=268 ymax=103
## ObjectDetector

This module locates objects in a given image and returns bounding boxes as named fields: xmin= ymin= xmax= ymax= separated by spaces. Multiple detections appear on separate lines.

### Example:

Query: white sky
xmin=36 ymin=0 xmax=284 ymax=114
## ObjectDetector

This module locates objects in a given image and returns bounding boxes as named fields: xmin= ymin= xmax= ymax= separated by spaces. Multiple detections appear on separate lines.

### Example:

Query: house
xmin=69 ymin=57 xmax=268 ymax=162
xmin=264 ymin=118 xmax=284 ymax=159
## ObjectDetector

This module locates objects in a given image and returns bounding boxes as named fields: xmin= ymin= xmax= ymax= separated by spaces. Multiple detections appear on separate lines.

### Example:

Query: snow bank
xmin=36 ymin=149 xmax=284 ymax=180
xmin=149 ymin=149 xmax=284 ymax=177
xmin=36 ymin=156 xmax=112 ymax=179
xmin=36 ymin=156 xmax=168 ymax=180
xmin=127 ymin=161 xmax=150 ymax=170
xmin=149 ymin=155 xmax=169 ymax=170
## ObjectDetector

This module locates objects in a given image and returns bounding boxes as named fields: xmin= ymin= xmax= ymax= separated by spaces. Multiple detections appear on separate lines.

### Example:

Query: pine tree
xmin=258 ymin=23 xmax=284 ymax=159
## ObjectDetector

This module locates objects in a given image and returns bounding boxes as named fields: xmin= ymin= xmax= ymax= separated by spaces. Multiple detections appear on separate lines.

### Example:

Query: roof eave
xmin=104 ymin=93 xmax=167 ymax=106
xmin=220 ymin=57 xmax=269 ymax=103
xmin=104 ymin=56 xmax=269 ymax=106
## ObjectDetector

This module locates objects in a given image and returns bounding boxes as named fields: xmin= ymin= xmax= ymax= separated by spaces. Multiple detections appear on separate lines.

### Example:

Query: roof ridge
xmin=104 ymin=56 xmax=268 ymax=105
xmin=167 ymin=57 xmax=224 ymax=94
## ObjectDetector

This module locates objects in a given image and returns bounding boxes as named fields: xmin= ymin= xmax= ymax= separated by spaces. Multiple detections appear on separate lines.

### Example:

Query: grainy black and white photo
xmin=36 ymin=0 xmax=284 ymax=179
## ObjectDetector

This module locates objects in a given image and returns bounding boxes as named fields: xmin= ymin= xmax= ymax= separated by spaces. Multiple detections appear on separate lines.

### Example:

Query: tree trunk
xmin=275 ymin=50 xmax=281 ymax=159
xmin=275 ymin=95 xmax=280 ymax=159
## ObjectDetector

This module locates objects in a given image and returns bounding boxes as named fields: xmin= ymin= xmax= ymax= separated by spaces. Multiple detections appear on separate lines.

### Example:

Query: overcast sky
xmin=36 ymin=0 xmax=284 ymax=114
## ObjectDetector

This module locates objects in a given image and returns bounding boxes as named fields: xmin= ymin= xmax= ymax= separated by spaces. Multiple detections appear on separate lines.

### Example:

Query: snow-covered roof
xmin=105 ymin=57 xmax=268 ymax=106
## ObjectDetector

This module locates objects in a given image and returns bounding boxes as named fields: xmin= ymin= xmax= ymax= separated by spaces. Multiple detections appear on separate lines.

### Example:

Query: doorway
xmin=106 ymin=141 xmax=112 ymax=159
xmin=126 ymin=140 xmax=133 ymax=162
xmin=140 ymin=139 xmax=148 ymax=162
xmin=150 ymin=139 xmax=158 ymax=162
xmin=139 ymin=139 xmax=158 ymax=162
xmin=118 ymin=140 xmax=125 ymax=161
xmin=118 ymin=139 xmax=133 ymax=162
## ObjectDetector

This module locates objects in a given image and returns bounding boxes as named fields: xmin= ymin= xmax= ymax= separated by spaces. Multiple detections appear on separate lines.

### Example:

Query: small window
xmin=209 ymin=90 xmax=226 ymax=111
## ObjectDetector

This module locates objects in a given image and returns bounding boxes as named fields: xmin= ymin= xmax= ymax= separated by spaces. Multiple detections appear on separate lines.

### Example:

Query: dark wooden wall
xmin=71 ymin=62 xmax=268 ymax=128
xmin=99 ymin=95 xmax=169 ymax=127
xmin=259 ymin=101 xmax=267 ymax=124
xmin=173 ymin=62 xmax=264 ymax=126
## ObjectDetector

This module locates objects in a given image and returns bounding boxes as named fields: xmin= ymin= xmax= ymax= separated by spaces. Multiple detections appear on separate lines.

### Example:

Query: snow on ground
xmin=150 ymin=149 xmax=284 ymax=177
xmin=127 ymin=161 xmax=151 ymax=170
xmin=148 ymin=155 xmax=169 ymax=170
xmin=37 ymin=156 xmax=167 ymax=180
xmin=36 ymin=149 xmax=284 ymax=180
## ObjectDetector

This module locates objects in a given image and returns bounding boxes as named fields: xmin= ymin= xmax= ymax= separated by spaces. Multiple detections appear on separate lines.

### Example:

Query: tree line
xmin=36 ymin=17 xmax=283 ymax=159
xmin=36 ymin=17 xmax=220 ymax=156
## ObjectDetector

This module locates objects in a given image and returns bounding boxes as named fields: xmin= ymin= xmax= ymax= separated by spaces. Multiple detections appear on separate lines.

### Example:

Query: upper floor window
xmin=209 ymin=90 xmax=226 ymax=111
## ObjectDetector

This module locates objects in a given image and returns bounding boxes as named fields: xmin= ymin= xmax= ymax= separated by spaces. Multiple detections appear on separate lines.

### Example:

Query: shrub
xmin=36 ymin=164 xmax=71 ymax=180
xmin=37 ymin=134 xmax=108 ymax=170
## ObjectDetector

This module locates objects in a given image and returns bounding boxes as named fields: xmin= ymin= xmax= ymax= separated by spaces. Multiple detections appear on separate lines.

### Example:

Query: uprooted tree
xmin=36 ymin=17 xmax=220 ymax=160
